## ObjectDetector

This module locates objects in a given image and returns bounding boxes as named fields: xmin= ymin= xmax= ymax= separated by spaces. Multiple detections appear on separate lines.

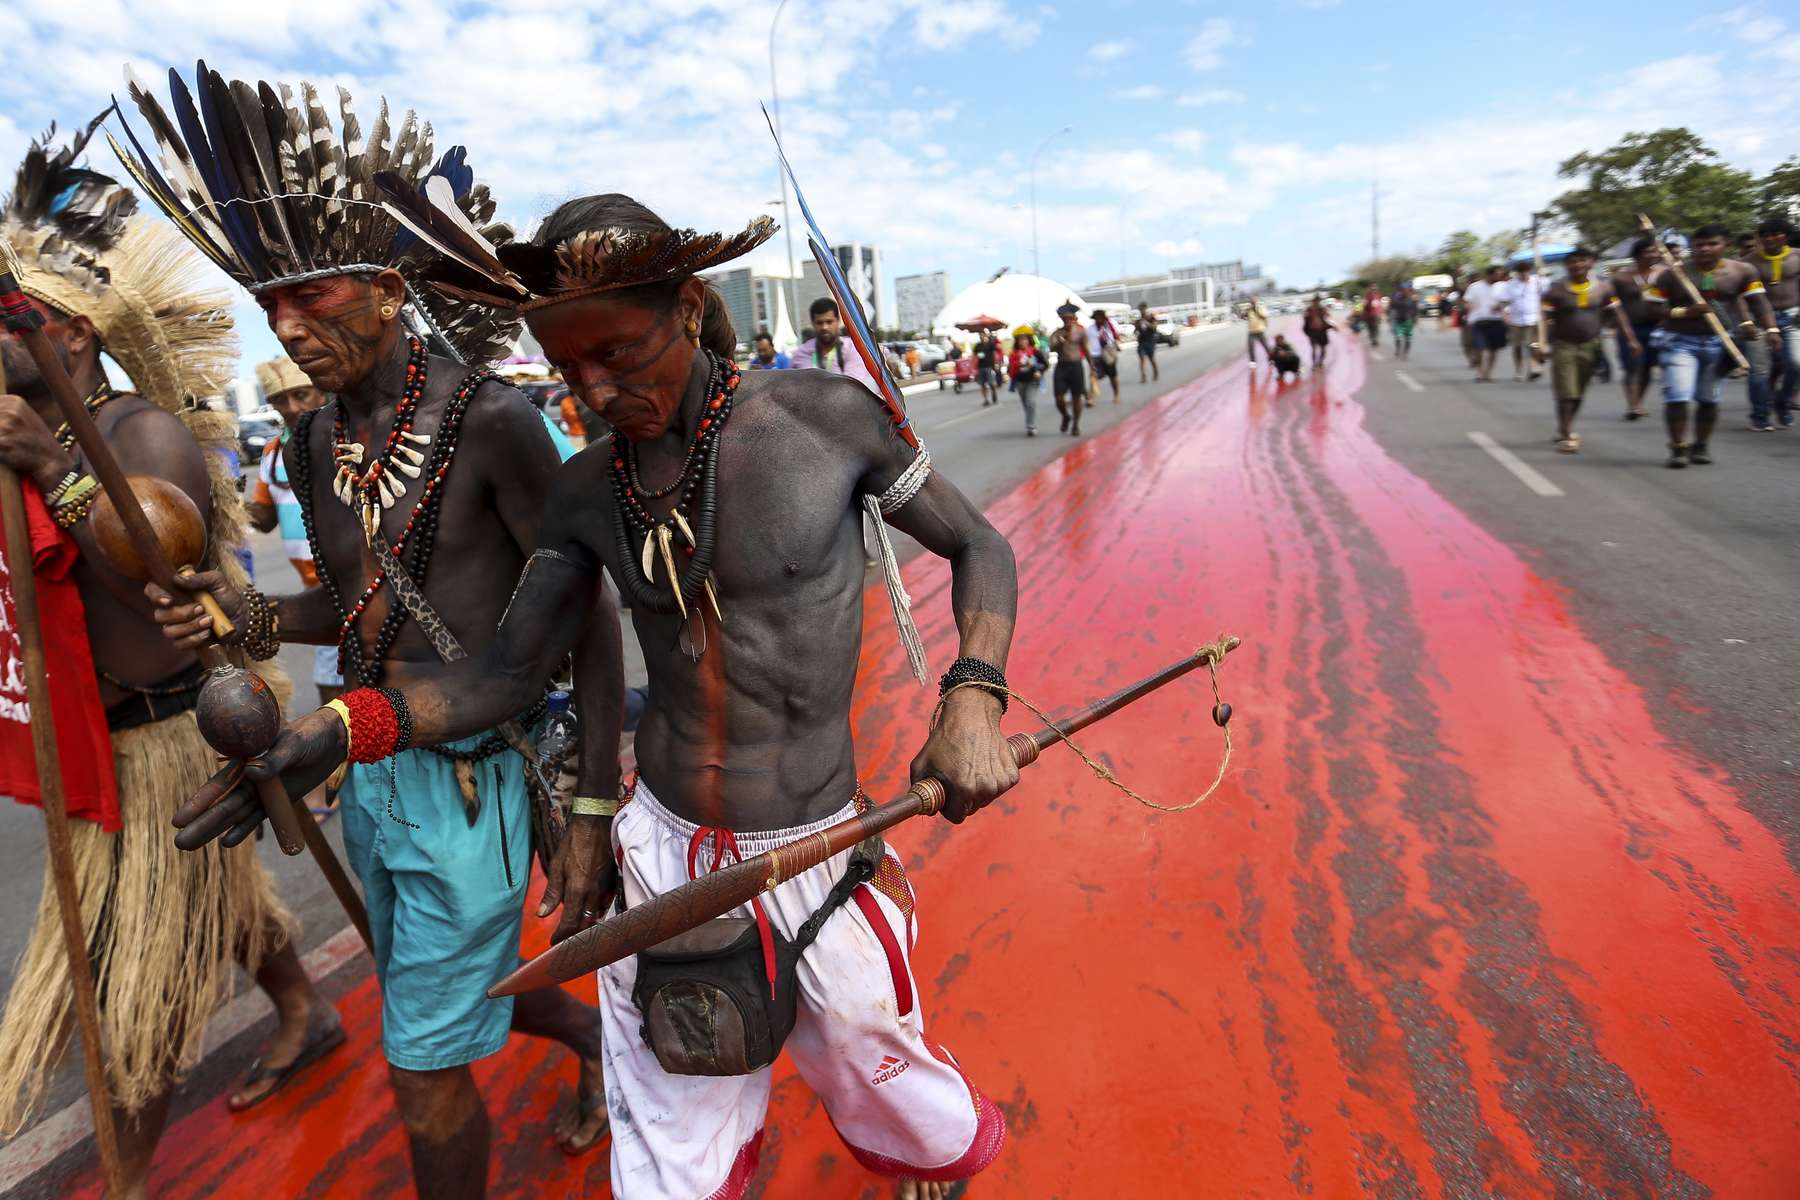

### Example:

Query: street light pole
xmin=769 ymin=0 xmax=801 ymax=348
xmin=1029 ymin=126 xmax=1070 ymax=328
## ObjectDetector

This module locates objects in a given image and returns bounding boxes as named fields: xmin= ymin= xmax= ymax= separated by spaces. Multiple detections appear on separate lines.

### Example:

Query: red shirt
xmin=0 ymin=484 xmax=120 ymax=829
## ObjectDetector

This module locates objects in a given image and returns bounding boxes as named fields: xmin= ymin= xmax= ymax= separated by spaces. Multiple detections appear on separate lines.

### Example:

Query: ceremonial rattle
xmin=92 ymin=474 xmax=235 ymax=638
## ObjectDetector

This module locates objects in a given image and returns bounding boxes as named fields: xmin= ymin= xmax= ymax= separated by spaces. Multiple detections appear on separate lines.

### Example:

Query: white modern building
xmin=700 ymin=265 xmax=799 ymax=349
xmin=1082 ymin=274 xmax=1216 ymax=320
xmin=929 ymin=272 xmax=1096 ymax=339
xmin=894 ymin=271 xmax=951 ymax=336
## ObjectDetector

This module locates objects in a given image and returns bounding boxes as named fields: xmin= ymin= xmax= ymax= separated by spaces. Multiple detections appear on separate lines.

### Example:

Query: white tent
xmin=930 ymin=272 xmax=1095 ymax=339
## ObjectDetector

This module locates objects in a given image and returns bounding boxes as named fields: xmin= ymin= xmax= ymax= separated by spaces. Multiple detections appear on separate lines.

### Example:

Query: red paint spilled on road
xmin=61 ymin=339 xmax=1800 ymax=1196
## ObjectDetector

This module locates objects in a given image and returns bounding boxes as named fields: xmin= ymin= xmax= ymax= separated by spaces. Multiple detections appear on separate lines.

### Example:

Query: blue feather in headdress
xmin=761 ymin=105 xmax=916 ymax=448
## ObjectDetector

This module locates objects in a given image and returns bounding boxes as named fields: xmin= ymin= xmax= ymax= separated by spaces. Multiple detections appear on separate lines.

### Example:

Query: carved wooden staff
xmin=1637 ymin=213 xmax=1750 ymax=371
xmin=0 ymin=354 xmax=127 ymax=1195
xmin=0 ymin=258 xmax=372 ymax=952
xmin=491 ymin=638 xmax=1241 ymax=997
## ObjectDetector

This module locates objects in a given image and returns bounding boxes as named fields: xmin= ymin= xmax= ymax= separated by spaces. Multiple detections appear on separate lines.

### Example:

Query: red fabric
xmin=702 ymin=1129 xmax=764 ymax=1200
xmin=837 ymin=1045 xmax=1008 ymax=1181
xmin=853 ymin=883 xmax=913 ymax=1017
xmin=341 ymin=687 xmax=400 ymax=762
xmin=0 ymin=484 xmax=119 ymax=829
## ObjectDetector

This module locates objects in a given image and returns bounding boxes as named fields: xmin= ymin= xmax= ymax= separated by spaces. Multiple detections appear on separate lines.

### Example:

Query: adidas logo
xmin=871 ymin=1054 xmax=911 ymax=1085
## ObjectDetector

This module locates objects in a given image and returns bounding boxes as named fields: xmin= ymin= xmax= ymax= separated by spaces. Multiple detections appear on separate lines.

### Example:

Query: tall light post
xmin=769 ymin=0 xmax=801 ymax=348
xmin=1029 ymin=126 xmax=1070 ymax=328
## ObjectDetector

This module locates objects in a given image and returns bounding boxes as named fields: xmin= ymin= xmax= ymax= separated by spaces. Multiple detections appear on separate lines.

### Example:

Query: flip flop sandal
xmin=227 ymin=1023 xmax=346 ymax=1113
xmin=557 ymin=1086 xmax=611 ymax=1157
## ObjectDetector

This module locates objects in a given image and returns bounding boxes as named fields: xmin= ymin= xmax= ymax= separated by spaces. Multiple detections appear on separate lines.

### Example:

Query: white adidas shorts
xmin=600 ymin=779 xmax=1006 ymax=1199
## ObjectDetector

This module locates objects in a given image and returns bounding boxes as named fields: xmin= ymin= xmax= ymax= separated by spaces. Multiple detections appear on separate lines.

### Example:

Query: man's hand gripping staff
xmin=490 ymin=637 xmax=1241 ymax=998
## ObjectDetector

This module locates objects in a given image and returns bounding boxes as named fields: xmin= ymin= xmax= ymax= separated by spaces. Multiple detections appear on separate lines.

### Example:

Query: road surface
xmin=7 ymin=319 xmax=1799 ymax=1197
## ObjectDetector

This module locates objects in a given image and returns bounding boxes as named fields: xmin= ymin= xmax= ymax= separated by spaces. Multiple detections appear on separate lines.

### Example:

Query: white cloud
xmin=1183 ymin=18 xmax=1245 ymax=72
xmin=1178 ymin=87 xmax=1245 ymax=107
xmin=1114 ymin=84 xmax=1164 ymax=101
xmin=1151 ymin=237 xmax=1205 ymax=258
xmin=1162 ymin=129 xmax=1209 ymax=153
xmin=1091 ymin=40 xmax=1130 ymax=61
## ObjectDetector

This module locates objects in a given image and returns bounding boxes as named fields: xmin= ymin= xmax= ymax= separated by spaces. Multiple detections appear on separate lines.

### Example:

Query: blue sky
xmin=3 ymin=1 xmax=1796 ymax=367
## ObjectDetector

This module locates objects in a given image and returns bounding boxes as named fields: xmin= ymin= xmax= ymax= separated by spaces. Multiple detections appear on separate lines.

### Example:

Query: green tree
xmin=1760 ymin=156 xmax=1800 ymax=224
xmin=1553 ymin=128 xmax=1758 ymax=248
xmin=1347 ymin=255 xmax=1425 ymax=291
xmin=1432 ymin=231 xmax=1485 ymax=275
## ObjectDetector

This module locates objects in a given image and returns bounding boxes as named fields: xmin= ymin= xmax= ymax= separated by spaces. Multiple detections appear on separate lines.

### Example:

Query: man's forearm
xmin=948 ymin=525 xmax=1018 ymax=670
xmin=275 ymin=585 xmax=344 ymax=645
xmin=571 ymin=588 xmax=624 ymax=801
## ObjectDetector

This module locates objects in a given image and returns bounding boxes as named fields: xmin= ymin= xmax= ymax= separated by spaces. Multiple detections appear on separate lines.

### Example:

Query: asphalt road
xmin=0 ymin=322 xmax=1250 ymax=1150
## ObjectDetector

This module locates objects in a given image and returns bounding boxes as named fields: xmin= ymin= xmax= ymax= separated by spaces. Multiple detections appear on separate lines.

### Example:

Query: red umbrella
xmin=955 ymin=314 xmax=1006 ymax=331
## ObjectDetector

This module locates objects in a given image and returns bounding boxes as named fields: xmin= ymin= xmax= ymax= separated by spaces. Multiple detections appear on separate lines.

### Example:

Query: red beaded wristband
xmin=339 ymin=687 xmax=400 ymax=763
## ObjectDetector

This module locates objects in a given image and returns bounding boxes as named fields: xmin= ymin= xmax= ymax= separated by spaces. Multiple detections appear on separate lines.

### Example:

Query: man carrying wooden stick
xmin=1643 ymin=222 xmax=1779 ymax=467
xmin=162 ymin=192 xmax=1019 ymax=1200
xmin=0 ymin=123 xmax=337 ymax=1193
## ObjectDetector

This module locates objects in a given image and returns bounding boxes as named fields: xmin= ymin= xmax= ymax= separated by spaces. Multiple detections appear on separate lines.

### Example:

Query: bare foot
xmin=897 ymin=1181 xmax=956 ymax=1199
xmin=227 ymin=1001 xmax=344 ymax=1112
xmin=554 ymin=1051 xmax=609 ymax=1156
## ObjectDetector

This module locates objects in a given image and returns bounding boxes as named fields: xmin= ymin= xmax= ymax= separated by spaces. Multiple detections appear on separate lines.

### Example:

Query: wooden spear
xmin=0 ymin=254 xmax=372 ymax=953
xmin=1637 ymin=214 xmax=1751 ymax=371
xmin=490 ymin=637 xmax=1241 ymax=997
xmin=0 ymin=353 xmax=127 ymax=1195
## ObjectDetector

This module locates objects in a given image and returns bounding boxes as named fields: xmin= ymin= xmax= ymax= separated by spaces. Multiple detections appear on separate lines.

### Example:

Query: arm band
xmin=571 ymin=795 xmax=620 ymax=818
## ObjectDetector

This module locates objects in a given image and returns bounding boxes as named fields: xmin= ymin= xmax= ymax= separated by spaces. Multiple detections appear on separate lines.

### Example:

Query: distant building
xmin=1082 ymin=274 xmax=1216 ymax=318
xmin=799 ymin=241 xmax=884 ymax=329
xmin=700 ymin=266 xmax=799 ymax=349
xmin=894 ymin=271 xmax=952 ymax=335
xmin=1170 ymin=259 xmax=1273 ymax=300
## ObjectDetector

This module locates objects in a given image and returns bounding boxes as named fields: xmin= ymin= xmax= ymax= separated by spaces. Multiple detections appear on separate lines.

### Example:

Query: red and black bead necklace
xmin=331 ymin=335 xmax=433 ymax=540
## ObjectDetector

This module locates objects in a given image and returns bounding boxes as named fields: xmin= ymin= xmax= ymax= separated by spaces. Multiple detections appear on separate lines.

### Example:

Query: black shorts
xmin=1092 ymin=356 xmax=1118 ymax=381
xmin=1305 ymin=328 xmax=1329 ymax=346
xmin=1474 ymin=319 xmax=1508 ymax=351
xmin=1138 ymin=340 xmax=1156 ymax=357
xmin=1053 ymin=360 xmax=1088 ymax=397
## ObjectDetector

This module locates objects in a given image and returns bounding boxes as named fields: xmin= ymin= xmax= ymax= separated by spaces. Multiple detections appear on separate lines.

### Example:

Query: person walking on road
xmin=1536 ymin=247 xmax=1639 ymax=453
xmin=1610 ymin=237 xmax=1660 ymax=420
xmin=1745 ymin=216 xmax=1798 ymax=431
xmin=974 ymin=330 xmax=1003 ymax=406
xmin=1088 ymin=308 xmax=1122 ymax=404
xmin=1050 ymin=301 xmax=1090 ymax=435
xmin=1243 ymin=297 xmax=1273 ymax=368
xmin=1389 ymin=286 xmax=1420 ymax=359
xmin=1464 ymin=265 xmax=1509 ymax=382
xmin=1302 ymin=295 xmax=1334 ymax=368
xmin=1008 ymin=325 xmax=1048 ymax=436
xmin=1361 ymin=287 xmax=1382 ymax=347
xmin=1644 ymin=223 xmax=1779 ymax=467
xmin=1500 ymin=262 xmax=1545 ymax=382
xmin=1134 ymin=302 xmax=1160 ymax=382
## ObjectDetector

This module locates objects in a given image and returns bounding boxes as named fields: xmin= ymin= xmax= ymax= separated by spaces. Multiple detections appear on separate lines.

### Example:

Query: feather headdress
xmin=1 ymin=114 xmax=237 ymax=416
xmin=110 ymin=61 xmax=519 ymax=364
xmin=378 ymin=174 xmax=776 ymax=314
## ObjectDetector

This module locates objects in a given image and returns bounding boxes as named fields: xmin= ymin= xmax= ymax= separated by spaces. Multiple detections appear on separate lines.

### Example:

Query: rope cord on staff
xmin=930 ymin=636 xmax=1237 ymax=813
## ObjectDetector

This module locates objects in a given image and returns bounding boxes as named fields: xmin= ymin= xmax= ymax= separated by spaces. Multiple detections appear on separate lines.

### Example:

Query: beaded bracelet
xmin=571 ymin=795 xmax=621 ymax=818
xmin=373 ymin=686 xmax=415 ymax=754
xmin=938 ymin=656 xmax=1009 ymax=714
xmin=44 ymin=469 xmax=82 ymax=506
xmin=52 ymin=481 xmax=101 ymax=530
xmin=239 ymin=587 xmax=282 ymax=659
xmin=338 ymin=687 xmax=402 ymax=763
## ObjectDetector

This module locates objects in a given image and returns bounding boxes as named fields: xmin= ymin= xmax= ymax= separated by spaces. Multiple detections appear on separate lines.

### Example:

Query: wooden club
xmin=1637 ymin=213 xmax=1751 ymax=372
xmin=490 ymin=637 xmax=1241 ymax=997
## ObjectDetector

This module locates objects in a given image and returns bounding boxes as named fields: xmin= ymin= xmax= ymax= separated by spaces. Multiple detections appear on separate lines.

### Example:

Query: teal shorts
xmin=340 ymin=729 xmax=532 ymax=1071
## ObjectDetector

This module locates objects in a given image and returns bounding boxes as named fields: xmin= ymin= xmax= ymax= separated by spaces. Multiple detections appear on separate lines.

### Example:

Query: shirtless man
xmin=1049 ymin=300 xmax=1090 ymax=435
xmin=1745 ymin=216 xmax=1799 ymax=431
xmin=1610 ymin=237 xmax=1661 ymax=420
xmin=1534 ymin=247 xmax=1639 ymax=453
xmin=0 ymin=129 xmax=332 ymax=1193
xmin=162 ymin=193 xmax=1019 ymax=1200
xmin=123 ymin=71 xmax=612 ymax=1196
xmin=1643 ymin=223 xmax=1779 ymax=467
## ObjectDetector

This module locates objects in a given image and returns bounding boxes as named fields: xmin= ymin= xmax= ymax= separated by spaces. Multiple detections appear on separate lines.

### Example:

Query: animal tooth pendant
xmin=379 ymin=471 xmax=405 ymax=507
xmin=704 ymin=574 xmax=723 ymax=624
xmin=400 ymin=430 xmax=431 ymax=446
xmin=656 ymin=525 xmax=687 ymax=618
xmin=334 ymin=467 xmax=355 ymax=504
xmin=335 ymin=441 xmax=365 ymax=467
xmin=641 ymin=530 xmax=657 ymax=582
xmin=361 ymin=502 xmax=380 ymax=544
xmin=393 ymin=459 xmax=422 ymax=479
xmin=394 ymin=443 xmax=426 ymax=467
xmin=672 ymin=510 xmax=696 ymax=547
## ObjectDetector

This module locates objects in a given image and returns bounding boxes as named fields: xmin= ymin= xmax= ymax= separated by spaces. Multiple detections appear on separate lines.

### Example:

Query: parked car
xmin=238 ymin=409 xmax=282 ymax=463
xmin=1154 ymin=319 xmax=1183 ymax=347
xmin=892 ymin=340 xmax=947 ymax=375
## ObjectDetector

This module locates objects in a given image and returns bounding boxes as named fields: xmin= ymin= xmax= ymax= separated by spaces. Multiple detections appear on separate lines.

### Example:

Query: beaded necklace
xmin=54 ymin=382 xmax=114 ymax=453
xmin=294 ymin=359 xmax=496 ymax=686
xmin=608 ymin=351 xmax=738 ymax=644
xmin=331 ymin=335 xmax=433 ymax=543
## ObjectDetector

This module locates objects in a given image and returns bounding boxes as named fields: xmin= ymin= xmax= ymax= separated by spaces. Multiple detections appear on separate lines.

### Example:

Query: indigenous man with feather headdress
xmin=0 ymin=117 xmax=338 ymax=1193
xmin=122 ymin=65 xmax=618 ymax=1192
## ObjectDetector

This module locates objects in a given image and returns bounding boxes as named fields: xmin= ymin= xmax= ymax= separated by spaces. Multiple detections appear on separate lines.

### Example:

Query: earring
xmin=685 ymin=316 xmax=700 ymax=347
xmin=380 ymin=303 xmax=397 ymax=320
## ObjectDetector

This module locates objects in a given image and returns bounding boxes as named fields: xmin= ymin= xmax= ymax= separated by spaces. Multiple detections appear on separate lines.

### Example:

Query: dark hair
xmin=1758 ymin=216 xmax=1795 ymax=237
xmin=1690 ymin=222 xmax=1731 ymax=241
xmin=1567 ymin=246 xmax=1594 ymax=260
xmin=1630 ymin=235 xmax=1655 ymax=257
xmin=754 ymin=330 xmax=774 ymax=346
xmin=533 ymin=193 xmax=736 ymax=356
xmin=809 ymin=297 xmax=839 ymax=320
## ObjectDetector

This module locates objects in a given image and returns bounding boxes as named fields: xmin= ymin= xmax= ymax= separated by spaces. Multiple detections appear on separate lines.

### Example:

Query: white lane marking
xmin=0 ymin=924 xmax=368 ymax=1190
xmin=1467 ymin=431 xmax=1564 ymax=497
xmin=1368 ymin=349 xmax=1386 ymax=361
xmin=1395 ymin=370 xmax=1425 ymax=392
xmin=927 ymin=403 xmax=1006 ymax=431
